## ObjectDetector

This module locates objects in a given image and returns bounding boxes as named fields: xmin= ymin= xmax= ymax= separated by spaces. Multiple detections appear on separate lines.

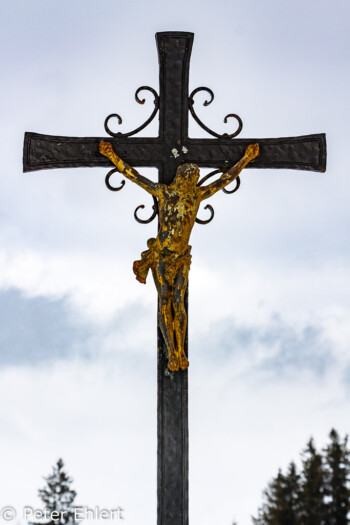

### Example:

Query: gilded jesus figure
xmin=99 ymin=141 xmax=259 ymax=371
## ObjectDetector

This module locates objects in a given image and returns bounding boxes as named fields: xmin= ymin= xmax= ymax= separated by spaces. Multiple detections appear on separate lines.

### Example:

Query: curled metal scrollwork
xmin=189 ymin=87 xmax=243 ymax=139
xmin=134 ymin=195 xmax=159 ymax=224
xmin=195 ymin=204 xmax=215 ymax=225
xmin=105 ymin=167 xmax=159 ymax=223
xmin=197 ymin=168 xmax=240 ymax=194
xmin=104 ymin=86 xmax=159 ymax=138
xmin=195 ymin=169 xmax=241 ymax=224
xmin=223 ymin=175 xmax=240 ymax=194
xmin=196 ymin=171 xmax=216 ymax=224
xmin=105 ymin=168 xmax=125 ymax=192
xmin=197 ymin=169 xmax=222 ymax=187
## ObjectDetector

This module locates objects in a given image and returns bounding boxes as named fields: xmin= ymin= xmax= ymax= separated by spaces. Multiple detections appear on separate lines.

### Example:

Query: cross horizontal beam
xmin=23 ymin=132 xmax=326 ymax=173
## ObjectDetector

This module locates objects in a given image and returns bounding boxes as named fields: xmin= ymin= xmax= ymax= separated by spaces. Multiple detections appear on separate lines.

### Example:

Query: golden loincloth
xmin=133 ymin=238 xmax=192 ymax=285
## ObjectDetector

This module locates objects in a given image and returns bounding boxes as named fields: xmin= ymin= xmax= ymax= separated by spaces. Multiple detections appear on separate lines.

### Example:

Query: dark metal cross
xmin=23 ymin=32 xmax=326 ymax=525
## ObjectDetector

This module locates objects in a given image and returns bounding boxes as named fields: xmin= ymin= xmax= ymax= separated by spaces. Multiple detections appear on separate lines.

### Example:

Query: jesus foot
xmin=179 ymin=353 xmax=189 ymax=370
xmin=168 ymin=354 xmax=180 ymax=372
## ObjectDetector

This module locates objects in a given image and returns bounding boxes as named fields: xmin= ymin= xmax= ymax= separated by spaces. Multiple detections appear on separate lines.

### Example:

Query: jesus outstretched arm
xmin=199 ymin=143 xmax=259 ymax=200
xmin=99 ymin=140 xmax=159 ymax=196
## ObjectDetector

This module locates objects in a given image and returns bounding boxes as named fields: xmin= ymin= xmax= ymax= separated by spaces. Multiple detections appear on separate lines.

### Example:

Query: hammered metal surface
xmin=23 ymin=132 xmax=326 ymax=173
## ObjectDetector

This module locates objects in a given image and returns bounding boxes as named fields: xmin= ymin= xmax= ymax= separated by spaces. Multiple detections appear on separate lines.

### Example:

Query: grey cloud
xmin=0 ymin=287 xmax=156 ymax=369
xmin=195 ymin=313 xmax=334 ymax=379
xmin=0 ymin=289 xmax=92 ymax=366
xmin=260 ymin=316 xmax=333 ymax=376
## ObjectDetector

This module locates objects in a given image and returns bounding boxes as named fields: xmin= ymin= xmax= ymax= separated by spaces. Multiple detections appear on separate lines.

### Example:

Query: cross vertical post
xmin=155 ymin=33 xmax=193 ymax=525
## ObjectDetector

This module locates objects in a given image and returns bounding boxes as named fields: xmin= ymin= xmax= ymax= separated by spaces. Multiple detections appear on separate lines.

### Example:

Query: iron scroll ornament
xmin=104 ymin=85 xmax=243 ymax=224
xmin=195 ymin=169 xmax=241 ymax=225
xmin=104 ymin=85 xmax=160 ymax=221
xmin=190 ymin=86 xmax=243 ymax=224
xmin=105 ymin=168 xmax=125 ymax=192
xmin=104 ymin=86 xmax=159 ymax=138
xmin=189 ymin=87 xmax=243 ymax=139
xmin=134 ymin=196 xmax=159 ymax=224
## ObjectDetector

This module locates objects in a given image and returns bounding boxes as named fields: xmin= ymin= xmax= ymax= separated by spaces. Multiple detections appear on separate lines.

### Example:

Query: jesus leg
xmin=173 ymin=266 xmax=189 ymax=371
xmin=152 ymin=264 xmax=179 ymax=372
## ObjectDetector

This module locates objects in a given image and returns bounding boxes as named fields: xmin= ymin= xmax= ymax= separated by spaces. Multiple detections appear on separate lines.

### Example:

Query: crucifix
xmin=23 ymin=32 xmax=326 ymax=525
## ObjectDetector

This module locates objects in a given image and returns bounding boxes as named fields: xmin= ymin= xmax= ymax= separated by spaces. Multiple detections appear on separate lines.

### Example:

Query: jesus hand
xmin=99 ymin=140 xmax=114 ymax=158
xmin=244 ymin=143 xmax=259 ymax=160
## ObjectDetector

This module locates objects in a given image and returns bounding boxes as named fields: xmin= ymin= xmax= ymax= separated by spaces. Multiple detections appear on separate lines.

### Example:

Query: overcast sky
xmin=0 ymin=1 xmax=350 ymax=525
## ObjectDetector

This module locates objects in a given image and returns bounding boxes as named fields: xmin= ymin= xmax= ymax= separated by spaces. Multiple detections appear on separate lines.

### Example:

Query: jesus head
xmin=173 ymin=163 xmax=200 ymax=188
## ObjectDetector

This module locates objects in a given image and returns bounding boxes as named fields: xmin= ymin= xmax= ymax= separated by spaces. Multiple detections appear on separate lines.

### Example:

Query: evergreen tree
xmin=252 ymin=462 xmax=301 ymax=525
xmin=323 ymin=429 xmax=350 ymax=525
xmin=299 ymin=438 xmax=326 ymax=525
xmin=252 ymin=430 xmax=350 ymax=525
xmin=36 ymin=458 xmax=77 ymax=525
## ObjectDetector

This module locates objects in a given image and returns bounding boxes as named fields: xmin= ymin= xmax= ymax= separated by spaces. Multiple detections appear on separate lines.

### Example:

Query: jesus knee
xmin=173 ymin=293 xmax=185 ymax=313
xmin=159 ymin=292 xmax=171 ymax=310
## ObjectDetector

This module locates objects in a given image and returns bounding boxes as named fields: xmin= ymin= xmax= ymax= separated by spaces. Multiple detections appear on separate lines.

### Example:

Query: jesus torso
xmin=156 ymin=183 xmax=202 ymax=253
